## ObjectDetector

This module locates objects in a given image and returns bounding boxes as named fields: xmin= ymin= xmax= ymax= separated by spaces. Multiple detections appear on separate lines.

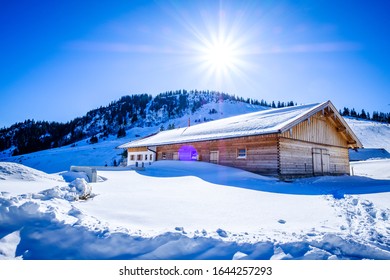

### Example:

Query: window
xmin=130 ymin=155 xmax=135 ymax=161
xmin=162 ymin=152 xmax=166 ymax=160
xmin=137 ymin=154 xmax=142 ymax=161
xmin=237 ymin=148 xmax=247 ymax=159
xmin=144 ymin=154 xmax=148 ymax=161
xmin=191 ymin=151 xmax=198 ymax=160
xmin=149 ymin=154 xmax=153 ymax=161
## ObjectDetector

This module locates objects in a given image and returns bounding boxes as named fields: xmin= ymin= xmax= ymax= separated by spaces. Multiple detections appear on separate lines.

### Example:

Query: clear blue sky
xmin=1 ymin=0 xmax=389 ymax=127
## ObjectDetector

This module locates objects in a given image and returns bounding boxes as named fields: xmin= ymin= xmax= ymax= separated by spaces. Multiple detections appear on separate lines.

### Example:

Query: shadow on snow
xmin=137 ymin=161 xmax=390 ymax=197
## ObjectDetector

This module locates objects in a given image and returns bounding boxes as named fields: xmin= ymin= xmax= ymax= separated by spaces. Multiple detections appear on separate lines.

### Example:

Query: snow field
xmin=1 ymin=160 xmax=390 ymax=260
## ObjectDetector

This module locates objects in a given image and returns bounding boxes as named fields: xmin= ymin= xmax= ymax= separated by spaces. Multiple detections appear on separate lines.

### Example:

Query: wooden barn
xmin=119 ymin=101 xmax=362 ymax=178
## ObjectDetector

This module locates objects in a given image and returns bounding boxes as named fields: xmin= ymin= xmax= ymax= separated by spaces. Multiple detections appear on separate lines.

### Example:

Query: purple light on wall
xmin=178 ymin=145 xmax=198 ymax=161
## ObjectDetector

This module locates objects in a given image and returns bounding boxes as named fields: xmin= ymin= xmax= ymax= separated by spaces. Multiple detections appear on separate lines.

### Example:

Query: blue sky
xmin=1 ymin=0 xmax=389 ymax=127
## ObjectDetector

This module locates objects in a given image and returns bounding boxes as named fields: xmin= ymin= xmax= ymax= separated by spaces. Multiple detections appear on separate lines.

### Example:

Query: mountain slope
xmin=345 ymin=117 xmax=390 ymax=152
xmin=0 ymin=100 xmax=266 ymax=173
xmin=0 ymin=90 xmax=273 ymax=157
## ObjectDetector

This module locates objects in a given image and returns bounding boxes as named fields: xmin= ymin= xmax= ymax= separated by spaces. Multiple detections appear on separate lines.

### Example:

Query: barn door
xmin=322 ymin=150 xmax=330 ymax=174
xmin=312 ymin=148 xmax=330 ymax=176
xmin=210 ymin=151 xmax=219 ymax=164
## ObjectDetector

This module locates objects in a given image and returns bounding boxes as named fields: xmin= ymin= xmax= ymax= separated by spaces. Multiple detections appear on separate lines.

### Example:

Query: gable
xmin=279 ymin=101 xmax=362 ymax=149
xmin=281 ymin=111 xmax=349 ymax=147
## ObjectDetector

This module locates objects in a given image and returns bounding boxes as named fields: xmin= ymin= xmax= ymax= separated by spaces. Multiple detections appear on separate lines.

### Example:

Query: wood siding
xmin=127 ymin=147 xmax=149 ymax=152
xmin=156 ymin=134 xmax=280 ymax=176
xmin=281 ymin=111 xmax=348 ymax=147
xmin=279 ymin=137 xmax=350 ymax=177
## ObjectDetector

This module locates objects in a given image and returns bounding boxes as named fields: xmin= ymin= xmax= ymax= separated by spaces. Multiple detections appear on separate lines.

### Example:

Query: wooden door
xmin=210 ymin=151 xmax=219 ymax=164
xmin=312 ymin=148 xmax=329 ymax=175
xmin=321 ymin=150 xmax=330 ymax=174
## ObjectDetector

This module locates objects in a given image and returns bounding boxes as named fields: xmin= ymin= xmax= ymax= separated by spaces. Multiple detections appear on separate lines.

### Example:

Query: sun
xmin=203 ymin=41 xmax=236 ymax=71
xmin=199 ymin=38 xmax=240 ymax=73
xmin=171 ymin=4 xmax=254 ymax=85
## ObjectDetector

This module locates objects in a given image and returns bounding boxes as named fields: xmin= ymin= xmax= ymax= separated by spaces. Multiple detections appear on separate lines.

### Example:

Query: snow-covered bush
xmin=69 ymin=178 xmax=92 ymax=200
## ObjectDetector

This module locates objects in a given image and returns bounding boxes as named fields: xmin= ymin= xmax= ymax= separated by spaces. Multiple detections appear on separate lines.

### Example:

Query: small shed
xmin=119 ymin=101 xmax=362 ymax=178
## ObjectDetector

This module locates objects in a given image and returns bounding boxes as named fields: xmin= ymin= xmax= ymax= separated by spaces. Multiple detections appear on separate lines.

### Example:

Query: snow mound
xmin=69 ymin=178 xmax=93 ymax=200
xmin=0 ymin=162 xmax=62 ymax=182
xmin=0 ymin=231 xmax=22 ymax=260
xmin=60 ymin=171 xmax=90 ymax=183
xmin=37 ymin=178 xmax=93 ymax=201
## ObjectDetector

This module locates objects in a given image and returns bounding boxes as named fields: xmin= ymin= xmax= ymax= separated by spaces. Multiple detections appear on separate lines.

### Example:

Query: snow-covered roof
xmin=119 ymin=101 xmax=361 ymax=148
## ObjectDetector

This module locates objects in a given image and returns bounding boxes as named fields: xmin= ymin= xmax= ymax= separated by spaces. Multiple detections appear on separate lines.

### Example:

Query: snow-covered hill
xmin=345 ymin=117 xmax=390 ymax=152
xmin=0 ymin=100 xmax=265 ymax=173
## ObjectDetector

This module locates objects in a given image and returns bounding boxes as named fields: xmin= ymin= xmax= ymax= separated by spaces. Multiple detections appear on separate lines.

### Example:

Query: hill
xmin=0 ymin=98 xmax=268 ymax=173
xmin=0 ymin=90 xmax=279 ymax=157
xmin=345 ymin=117 xmax=390 ymax=152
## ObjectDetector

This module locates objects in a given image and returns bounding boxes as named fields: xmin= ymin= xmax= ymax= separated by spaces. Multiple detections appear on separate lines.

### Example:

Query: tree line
xmin=339 ymin=107 xmax=390 ymax=123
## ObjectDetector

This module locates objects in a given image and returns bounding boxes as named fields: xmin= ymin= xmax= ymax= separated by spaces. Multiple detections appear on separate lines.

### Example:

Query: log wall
xmin=279 ymin=137 xmax=350 ymax=177
xmin=156 ymin=134 xmax=280 ymax=176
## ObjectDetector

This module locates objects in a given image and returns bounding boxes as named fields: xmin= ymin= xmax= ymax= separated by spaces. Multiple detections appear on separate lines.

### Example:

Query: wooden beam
xmin=337 ymin=127 xmax=346 ymax=133
xmin=325 ymin=111 xmax=334 ymax=118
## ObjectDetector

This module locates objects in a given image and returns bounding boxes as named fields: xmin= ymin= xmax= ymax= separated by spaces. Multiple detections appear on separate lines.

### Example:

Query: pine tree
xmin=117 ymin=127 xmax=126 ymax=138
xmin=90 ymin=135 xmax=98 ymax=144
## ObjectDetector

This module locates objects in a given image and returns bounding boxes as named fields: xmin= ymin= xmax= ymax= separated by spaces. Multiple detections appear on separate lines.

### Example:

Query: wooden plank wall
xmin=281 ymin=111 xmax=348 ymax=147
xmin=156 ymin=134 xmax=280 ymax=176
xmin=127 ymin=147 xmax=148 ymax=152
xmin=279 ymin=137 xmax=350 ymax=177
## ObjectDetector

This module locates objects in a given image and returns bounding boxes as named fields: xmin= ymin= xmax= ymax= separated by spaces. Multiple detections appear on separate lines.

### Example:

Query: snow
xmin=0 ymin=160 xmax=389 ymax=260
xmin=350 ymin=159 xmax=390 ymax=180
xmin=345 ymin=117 xmax=390 ymax=152
xmin=0 ymin=231 xmax=21 ymax=260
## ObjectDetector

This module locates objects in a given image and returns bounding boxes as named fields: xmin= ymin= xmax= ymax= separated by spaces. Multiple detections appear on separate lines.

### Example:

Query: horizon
xmin=1 ymin=0 xmax=390 ymax=127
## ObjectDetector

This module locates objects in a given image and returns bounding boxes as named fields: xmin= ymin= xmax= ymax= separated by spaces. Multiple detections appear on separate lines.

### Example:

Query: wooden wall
xmin=127 ymin=147 xmax=148 ymax=152
xmin=156 ymin=134 xmax=280 ymax=176
xmin=278 ymin=111 xmax=350 ymax=177
xmin=281 ymin=111 xmax=348 ymax=147
xmin=279 ymin=137 xmax=350 ymax=177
